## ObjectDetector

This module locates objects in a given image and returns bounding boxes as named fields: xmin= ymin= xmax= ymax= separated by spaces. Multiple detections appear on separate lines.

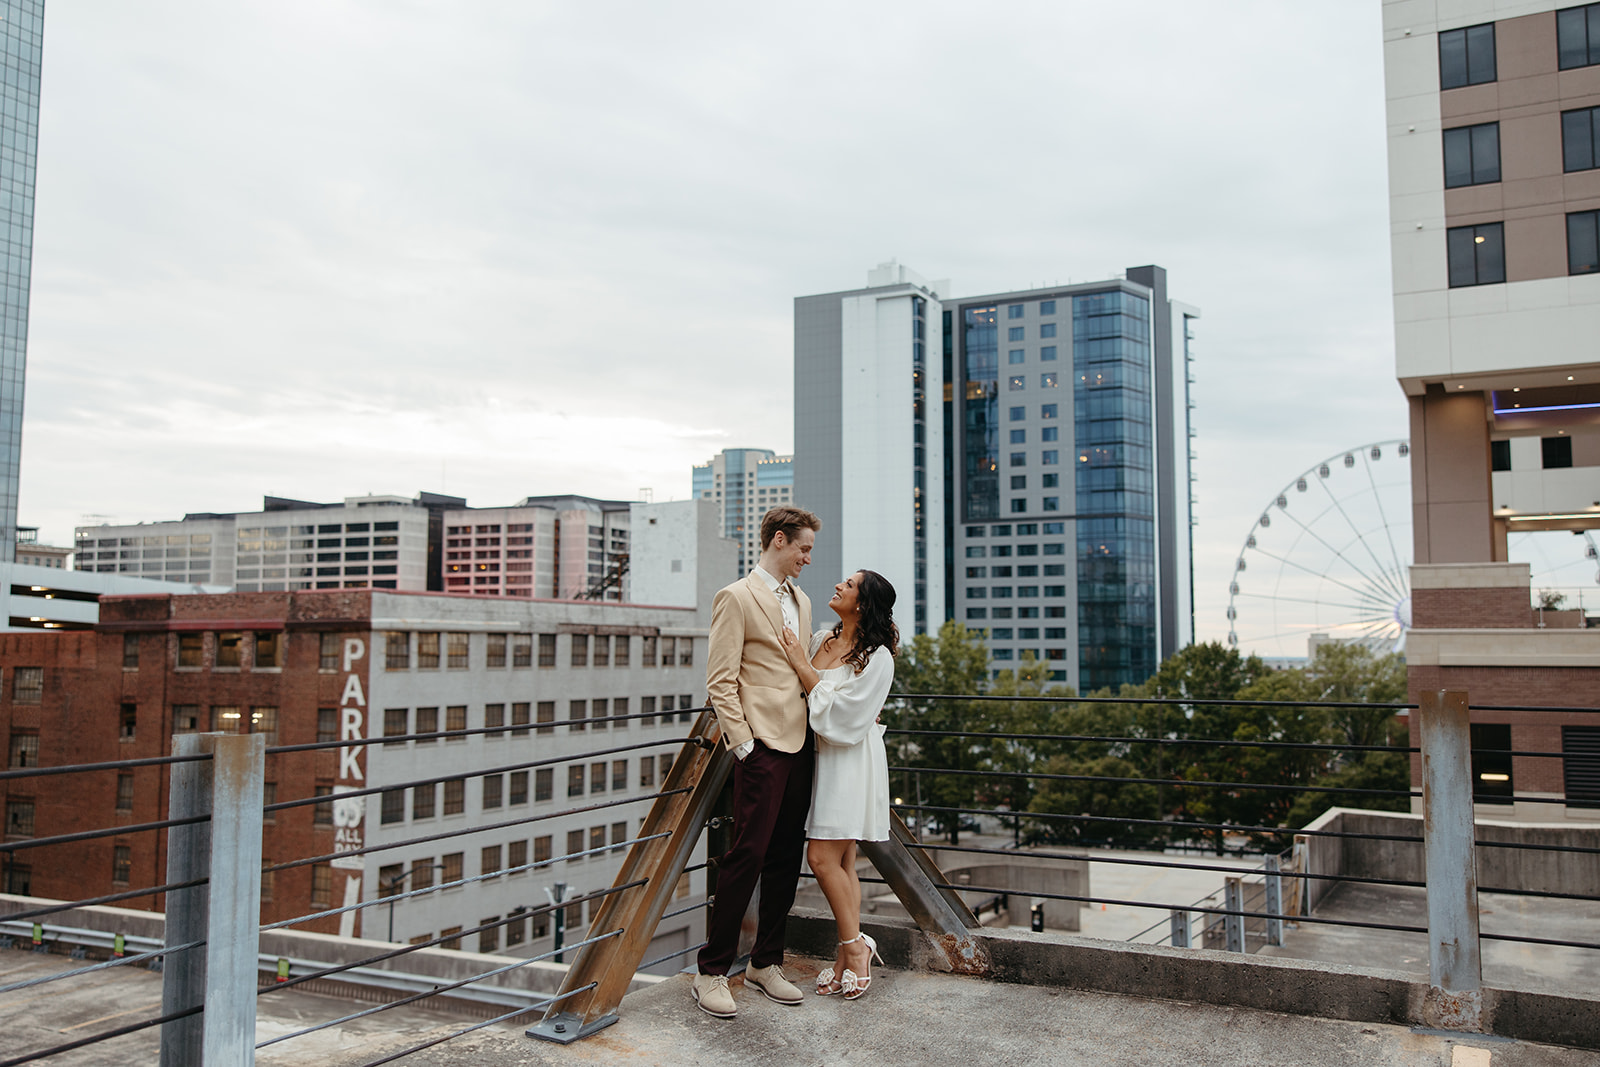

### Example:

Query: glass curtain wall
xmin=1072 ymin=291 xmax=1156 ymax=690
xmin=962 ymin=306 xmax=999 ymax=521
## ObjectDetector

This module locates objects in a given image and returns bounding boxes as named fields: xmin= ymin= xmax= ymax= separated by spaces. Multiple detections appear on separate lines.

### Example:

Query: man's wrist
xmin=731 ymin=739 xmax=755 ymax=760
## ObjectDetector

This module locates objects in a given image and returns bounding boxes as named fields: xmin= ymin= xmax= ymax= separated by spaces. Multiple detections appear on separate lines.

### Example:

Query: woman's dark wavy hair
xmin=828 ymin=569 xmax=899 ymax=673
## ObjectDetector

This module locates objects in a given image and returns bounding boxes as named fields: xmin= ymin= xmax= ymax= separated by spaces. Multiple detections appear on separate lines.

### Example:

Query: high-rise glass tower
xmin=0 ymin=1 xmax=44 ymax=562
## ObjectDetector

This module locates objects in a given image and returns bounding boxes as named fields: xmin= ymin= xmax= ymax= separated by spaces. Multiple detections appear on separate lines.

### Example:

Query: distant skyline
xmin=24 ymin=2 xmax=1413 ymax=650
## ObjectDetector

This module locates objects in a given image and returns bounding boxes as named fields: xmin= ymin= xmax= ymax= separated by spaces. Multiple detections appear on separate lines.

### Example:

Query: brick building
xmin=0 ymin=589 xmax=710 ymax=965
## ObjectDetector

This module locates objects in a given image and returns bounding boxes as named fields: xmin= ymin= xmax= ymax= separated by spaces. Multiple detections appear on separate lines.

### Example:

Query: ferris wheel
xmin=1226 ymin=440 xmax=1412 ymax=658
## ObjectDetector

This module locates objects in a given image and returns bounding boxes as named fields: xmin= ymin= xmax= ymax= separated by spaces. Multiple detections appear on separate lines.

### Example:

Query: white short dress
xmin=803 ymin=630 xmax=894 ymax=843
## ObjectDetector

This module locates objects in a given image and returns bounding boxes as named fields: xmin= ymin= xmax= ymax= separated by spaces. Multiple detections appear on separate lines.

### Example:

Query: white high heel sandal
xmin=838 ymin=932 xmax=881 ymax=1000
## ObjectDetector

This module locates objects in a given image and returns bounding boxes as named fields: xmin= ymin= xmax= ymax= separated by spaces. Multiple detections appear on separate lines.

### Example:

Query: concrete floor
xmin=2 ymin=945 xmax=1596 ymax=1067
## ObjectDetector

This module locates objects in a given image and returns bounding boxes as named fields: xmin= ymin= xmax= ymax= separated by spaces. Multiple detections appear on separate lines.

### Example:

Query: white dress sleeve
xmin=807 ymin=646 xmax=895 ymax=747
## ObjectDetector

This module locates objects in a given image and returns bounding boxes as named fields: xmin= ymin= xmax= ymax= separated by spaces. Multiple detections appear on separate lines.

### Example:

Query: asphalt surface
xmin=4 ymin=945 xmax=1594 ymax=1067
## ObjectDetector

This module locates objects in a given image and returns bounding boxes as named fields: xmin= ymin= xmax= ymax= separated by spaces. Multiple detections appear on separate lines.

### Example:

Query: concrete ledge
xmin=1404 ymin=628 xmax=1600 ymax=666
xmin=784 ymin=910 xmax=1600 ymax=1050
xmin=1410 ymin=563 xmax=1531 ymax=589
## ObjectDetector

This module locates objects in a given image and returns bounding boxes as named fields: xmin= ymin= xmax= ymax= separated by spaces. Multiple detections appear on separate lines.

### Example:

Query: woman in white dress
xmin=779 ymin=569 xmax=897 ymax=1000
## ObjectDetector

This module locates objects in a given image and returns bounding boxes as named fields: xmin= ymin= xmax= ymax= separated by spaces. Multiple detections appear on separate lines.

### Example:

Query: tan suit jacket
xmin=705 ymin=573 xmax=813 ymax=754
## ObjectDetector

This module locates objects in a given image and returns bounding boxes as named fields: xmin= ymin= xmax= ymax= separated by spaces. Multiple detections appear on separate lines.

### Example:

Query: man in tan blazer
xmin=691 ymin=506 xmax=821 ymax=1018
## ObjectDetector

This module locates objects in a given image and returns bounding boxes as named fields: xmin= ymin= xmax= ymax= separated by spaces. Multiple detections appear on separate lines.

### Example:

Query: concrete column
xmin=1410 ymin=387 xmax=1495 ymax=565
xmin=1418 ymin=689 xmax=1483 ymax=1031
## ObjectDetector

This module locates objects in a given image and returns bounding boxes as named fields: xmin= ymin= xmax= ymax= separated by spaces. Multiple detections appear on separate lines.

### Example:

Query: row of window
xmin=966 ymin=522 xmax=1069 ymax=537
xmin=1490 ymin=435 xmax=1577 ymax=471
xmin=965 ymin=606 xmax=1068 ymax=620
xmin=378 ymin=697 xmax=697 ymax=744
xmin=1447 ymin=213 xmax=1600 ymax=287
xmin=966 ymin=585 xmax=1070 ymax=599
xmin=1439 ymin=6 xmax=1600 ymax=91
xmin=1006 ymin=300 xmax=1057 ymax=318
xmin=991 ymin=648 xmax=1068 ymax=661
xmin=376 ymin=755 xmax=677 ymax=826
xmin=1443 ymin=108 xmax=1600 ymax=190
xmin=1008 ymin=405 xmax=1059 ymax=421
xmin=1007 ymin=428 xmax=1061 ymax=443
xmin=1004 ymin=324 xmax=1059 ymax=341
xmin=967 ymin=565 xmax=1067 ymax=578
xmin=382 ymin=631 xmax=694 ymax=670
xmin=1007 ymin=373 xmax=1060 ymax=391
xmin=965 ymin=543 xmax=1068 ymax=558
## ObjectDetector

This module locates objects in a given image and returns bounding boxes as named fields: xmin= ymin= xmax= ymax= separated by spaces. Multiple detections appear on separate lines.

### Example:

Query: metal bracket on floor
xmin=526 ymin=1010 xmax=618 ymax=1044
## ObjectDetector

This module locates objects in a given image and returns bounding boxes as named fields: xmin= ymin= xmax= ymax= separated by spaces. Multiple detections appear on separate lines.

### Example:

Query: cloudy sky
xmin=21 ymin=1 xmax=1416 ymax=647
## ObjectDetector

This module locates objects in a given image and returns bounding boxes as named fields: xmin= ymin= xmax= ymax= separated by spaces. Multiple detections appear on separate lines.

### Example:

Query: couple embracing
xmin=691 ymin=506 xmax=898 ymax=1019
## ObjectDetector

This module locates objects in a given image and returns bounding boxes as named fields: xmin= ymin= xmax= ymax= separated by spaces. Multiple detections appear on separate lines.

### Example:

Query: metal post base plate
xmin=527 ymin=1011 xmax=618 ymax=1045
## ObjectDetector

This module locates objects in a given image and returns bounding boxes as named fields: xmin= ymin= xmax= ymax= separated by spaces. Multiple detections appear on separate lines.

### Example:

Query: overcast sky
xmin=20 ymin=1 xmax=1414 ymax=648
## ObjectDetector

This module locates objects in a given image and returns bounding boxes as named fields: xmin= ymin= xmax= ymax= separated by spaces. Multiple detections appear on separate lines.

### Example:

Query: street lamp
xmin=384 ymin=864 xmax=446 ymax=943
xmin=544 ymin=882 xmax=571 ymax=963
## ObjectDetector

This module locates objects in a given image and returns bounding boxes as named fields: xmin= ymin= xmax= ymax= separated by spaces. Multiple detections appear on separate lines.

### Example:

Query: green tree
xmin=982 ymin=654 xmax=1071 ymax=843
xmin=892 ymin=621 xmax=991 ymax=844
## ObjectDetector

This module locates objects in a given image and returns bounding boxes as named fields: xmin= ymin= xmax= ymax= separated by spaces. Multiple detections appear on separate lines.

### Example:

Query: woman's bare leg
xmin=807 ymin=838 xmax=858 ymax=990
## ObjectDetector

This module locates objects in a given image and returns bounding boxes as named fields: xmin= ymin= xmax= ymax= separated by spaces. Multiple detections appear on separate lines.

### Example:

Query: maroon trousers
xmin=697 ymin=735 xmax=815 ymax=975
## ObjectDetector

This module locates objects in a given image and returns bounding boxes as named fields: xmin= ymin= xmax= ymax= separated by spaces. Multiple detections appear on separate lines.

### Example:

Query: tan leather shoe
xmin=692 ymin=972 xmax=737 ymax=1018
xmin=745 ymin=962 xmax=803 ymax=1005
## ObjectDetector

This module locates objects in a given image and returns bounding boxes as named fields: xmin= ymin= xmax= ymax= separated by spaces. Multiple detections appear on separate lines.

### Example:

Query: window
xmin=444 ymin=778 xmax=466 ymax=815
xmin=1008 ymin=326 xmax=1024 ymax=341
xmin=8 ymin=732 xmax=38 ymax=767
xmin=512 ymin=632 xmax=533 ymax=668
xmin=568 ymin=700 xmax=587 ymax=733
xmin=1470 ymin=723 xmax=1513 ymax=803
xmin=611 ymin=821 xmax=628 ymax=853
xmin=1443 ymin=123 xmax=1500 ymax=187
xmin=1543 ymin=435 xmax=1574 ymax=469
xmin=567 ymin=829 xmax=584 ymax=863
xmin=413 ymin=783 xmax=435 ymax=819
xmin=1011 ymin=476 xmax=1027 ymax=489
xmin=508 ymin=840 xmax=528 ymax=874
xmin=660 ymin=637 xmax=677 ymax=666
xmin=1041 ymin=372 xmax=1058 ymax=388
xmin=417 ymin=632 xmax=440 ymax=670
xmin=483 ymin=774 xmax=503 ymax=809
xmin=1491 ymin=439 xmax=1511 ymax=472
xmin=1009 ymin=375 xmax=1025 ymax=391
xmin=1559 ymin=3 xmax=1600 ymax=69
xmin=614 ymin=635 xmax=630 ymax=667
xmin=642 ymin=635 xmax=657 ymax=666
xmin=178 ymin=633 xmax=203 ymax=668
xmin=1040 ymin=322 xmax=1057 ymax=338
xmin=1042 ymin=473 xmax=1059 ymax=487
xmin=1439 ymin=22 xmax=1495 ymax=89
xmin=440 ymin=926 xmax=462 ymax=950
xmin=512 ymin=702 xmax=531 ymax=737
xmin=1041 ymin=426 xmax=1059 ymax=442
xmin=509 ymin=771 xmax=528 ymax=805
xmin=311 ymin=864 xmax=332 ymax=907
xmin=314 ymin=785 xmax=335 ymax=825
xmin=1008 ymin=349 xmax=1024 ymax=365
xmin=120 ymin=704 xmax=137 ymax=740
xmin=1570 ymin=211 xmax=1600 ymax=275
xmin=1010 ymin=499 xmax=1027 ymax=514
xmin=568 ymin=765 xmax=585 ymax=797
xmin=123 ymin=633 xmax=140 ymax=669
xmin=384 ymin=708 xmax=408 ymax=745
xmin=1043 ymin=497 xmax=1060 ymax=511
xmin=1009 ymin=452 xmax=1025 ymax=468
xmin=381 ymin=789 xmax=406 ymax=824
xmin=535 ymin=768 xmax=553 ymax=801
xmin=1007 ymin=304 xmax=1023 ymax=319
xmin=590 ymin=826 xmax=606 ymax=853
xmin=534 ymin=835 xmax=553 ymax=865
xmin=113 ymin=845 xmax=131 ymax=884
xmin=1009 ymin=405 xmax=1025 ymax=420
xmin=1447 ymin=222 xmax=1506 ymax=286
xmin=478 ymin=919 xmax=500 ymax=954
xmin=593 ymin=635 xmax=610 ymax=667
xmin=640 ymin=757 xmax=656 ymax=789
xmin=591 ymin=697 xmax=609 ymax=732
xmin=591 ymin=761 xmax=608 ymax=793
xmin=537 ymin=701 xmax=555 ymax=735
xmin=486 ymin=633 xmax=507 ymax=668
xmin=447 ymin=632 xmax=469 ymax=669
xmin=386 ymin=631 xmax=410 ymax=670
xmin=1040 ymin=345 xmax=1056 ymax=361
xmin=571 ymin=634 xmax=589 ymax=667
xmin=1563 ymin=107 xmax=1600 ymax=171
xmin=445 ymin=705 xmax=466 ymax=740
xmin=613 ymin=696 xmax=629 ymax=726
xmin=485 ymin=703 xmax=505 ymax=737
xmin=1041 ymin=404 xmax=1057 ymax=418
xmin=482 ymin=845 xmax=502 ymax=879
xmin=320 ymin=633 xmax=340 ymax=671
xmin=1039 ymin=299 xmax=1055 ymax=314
xmin=1042 ymin=450 xmax=1059 ymax=465
xmin=415 ymin=706 xmax=438 ymax=740
xmin=217 ymin=632 xmax=243 ymax=668
xmin=12 ymin=667 xmax=41 ymax=704
xmin=680 ymin=641 xmax=694 ymax=667
xmin=537 ymin=633 xmax=556 ymax=667
xmin=442 ymin=852 xmax=463 ymax=884
xmin=1010 ymin=429 xmax=1026 ymax=444
xmin=253 ymin=632 xmax=282 ymax=668
xmin=115 ymin=773 xmax=134 ymax=812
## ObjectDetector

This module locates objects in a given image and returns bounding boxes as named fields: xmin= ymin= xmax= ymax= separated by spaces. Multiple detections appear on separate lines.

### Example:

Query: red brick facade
xmin=1411 ymin=587 xmax=1534 ymax=629
xmin=1 ymin=591 xmax=376 ymax=933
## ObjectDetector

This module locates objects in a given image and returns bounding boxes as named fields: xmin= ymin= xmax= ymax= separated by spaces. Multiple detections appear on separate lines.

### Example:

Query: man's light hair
xmin=759 ymin=506 xmax=822 ymax=550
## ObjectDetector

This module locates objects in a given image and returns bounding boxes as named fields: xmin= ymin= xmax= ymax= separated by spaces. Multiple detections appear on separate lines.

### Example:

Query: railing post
xmin=159 ymin=732 xmax=265 ymax=1065
xmin=1418 ymin=689 xmax=1483 ymax=1031
xmin=1264 ymin=855 xmax=1284 ymax=947
xmin=1169 ymin=909 xmax=1190 ymax=948
xmin=1223 ymin=877 xmax=1245 ymax=953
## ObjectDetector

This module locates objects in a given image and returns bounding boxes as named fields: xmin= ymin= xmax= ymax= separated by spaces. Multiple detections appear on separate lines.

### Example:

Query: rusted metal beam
xmin=529 ymin=709 xmax=732 ymax=1044
xmin=860 ymin=815 xmax=990 ymax=975
xmin=1418 ymin=688 xmax=1483 ymax=1032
